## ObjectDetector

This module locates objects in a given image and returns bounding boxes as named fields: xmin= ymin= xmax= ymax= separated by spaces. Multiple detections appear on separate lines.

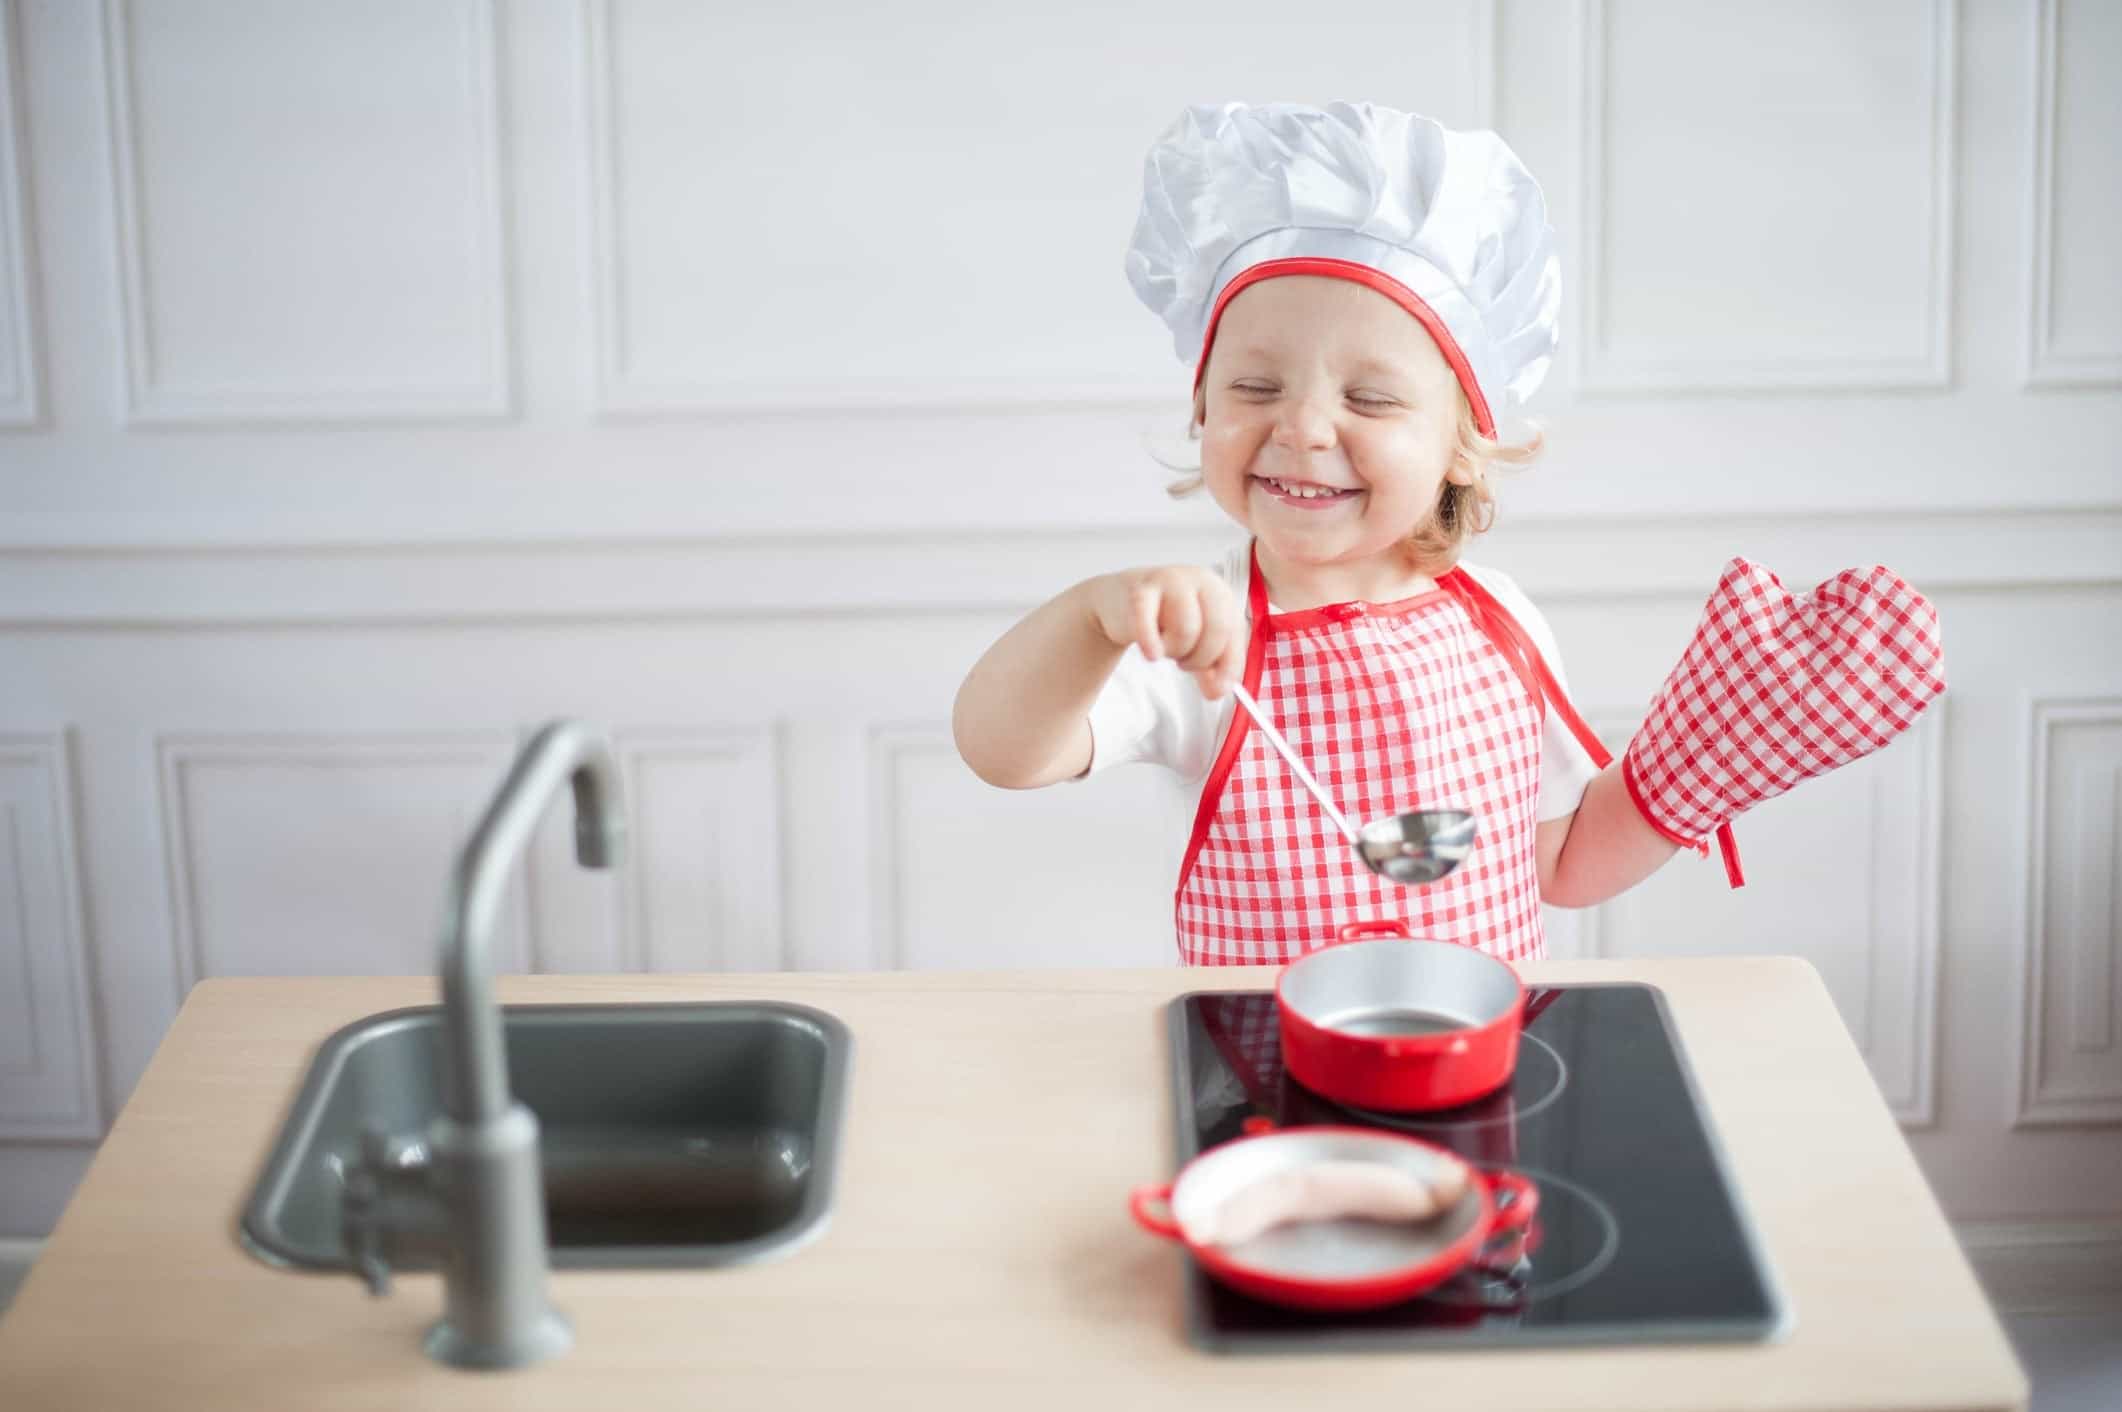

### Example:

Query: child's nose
xmin=1271 ymin=394 xmax=1338 ymax=451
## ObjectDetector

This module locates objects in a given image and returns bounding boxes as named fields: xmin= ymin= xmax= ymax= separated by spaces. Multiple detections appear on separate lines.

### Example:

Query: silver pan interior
xmin=1282 ymin=938 xmax=1520 ymax=1034
xmin=1171 ymin=1129 xmax=1482 ymax=1279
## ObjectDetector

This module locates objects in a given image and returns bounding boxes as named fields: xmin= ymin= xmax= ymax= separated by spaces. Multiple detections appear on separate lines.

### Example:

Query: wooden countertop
xmin=0 ymin=959 xmax=2026 ymax=1411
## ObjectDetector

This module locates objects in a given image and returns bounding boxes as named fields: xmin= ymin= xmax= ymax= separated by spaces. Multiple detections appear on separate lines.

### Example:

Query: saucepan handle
xmin=1338 ymin=920 xmax=1412 ymax=941
xmin=1482 ymin=1169 xmax=1540 ymax=1241
xmin=1129 ymin=1183 xmax=1183 ymax=1241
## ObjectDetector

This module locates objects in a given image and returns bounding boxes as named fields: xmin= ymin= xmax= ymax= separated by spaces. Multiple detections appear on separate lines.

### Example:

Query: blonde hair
xmin=1153 ymin=385 xmax=1545 ymax=574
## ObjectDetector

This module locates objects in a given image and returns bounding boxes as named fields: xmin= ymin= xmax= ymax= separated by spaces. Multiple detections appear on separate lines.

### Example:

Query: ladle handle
xmin=1227 ymin=683 xmax=1361 ymax=845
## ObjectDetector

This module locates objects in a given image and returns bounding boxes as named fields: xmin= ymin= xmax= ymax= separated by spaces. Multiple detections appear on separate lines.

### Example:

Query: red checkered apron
xmin=1174 ymin=545 xmax=1613 ymax=966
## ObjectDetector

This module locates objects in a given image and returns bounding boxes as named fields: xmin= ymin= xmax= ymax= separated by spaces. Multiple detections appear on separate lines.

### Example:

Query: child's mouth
xmin=1254 ymin=475 xmax=1360 ymax=508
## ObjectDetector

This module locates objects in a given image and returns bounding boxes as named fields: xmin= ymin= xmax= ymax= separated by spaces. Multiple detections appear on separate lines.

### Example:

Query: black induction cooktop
xmin=1166 ymin=984 xmax=1788 ymax=1353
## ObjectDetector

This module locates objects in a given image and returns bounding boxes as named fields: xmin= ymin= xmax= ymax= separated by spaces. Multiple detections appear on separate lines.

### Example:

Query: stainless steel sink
xmin=241 ymin=1001 xmax=851 ymax=1272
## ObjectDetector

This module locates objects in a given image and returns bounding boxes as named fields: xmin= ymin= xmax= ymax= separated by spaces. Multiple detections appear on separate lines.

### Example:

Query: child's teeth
xmin=1265 ymin=476 xmax=1344 ymax=499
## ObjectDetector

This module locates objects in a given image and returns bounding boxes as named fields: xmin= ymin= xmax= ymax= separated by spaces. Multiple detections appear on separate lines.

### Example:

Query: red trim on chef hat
xmin=1189 ymin=257 xmax=1497 ymax=439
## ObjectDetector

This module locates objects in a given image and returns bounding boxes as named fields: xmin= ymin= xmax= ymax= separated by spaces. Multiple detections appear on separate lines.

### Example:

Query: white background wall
xmin=1 ymin=0 xmax=2118 ymax=1304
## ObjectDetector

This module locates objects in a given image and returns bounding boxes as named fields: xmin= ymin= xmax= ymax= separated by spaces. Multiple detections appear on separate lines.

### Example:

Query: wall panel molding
xmin=1573 ymin=0 xmax=1957 ymax=392
xmin=615 ymin=726 xmax=784 ymax=973
xmin=99 ymin=0 xmax=511 ymax=424
xmin=0 ymin=732 xmax=100 ymax=1139
xmin=0 ymin=0 xmax=44 ymax=428
xmin=1881 ymin=705 xmax=1945 ymax=1128
xmin=2 ymin=506 xmax=2116 ymax=629
xmin=154 ymin=731 xmax=528 ymax=992
xmin=1466 ymin=0 xmax=1500 ymax=146
xmin=865 ymin=722 xmax=953 ymax=971
xmin=2013 ymin=695 xmax=2122 ymax=1126
xmin=2023 ymin=0 xmax=2122 ymax=387
xmin=1956 ymin=1219 xmax=2122 ymax=1316
xmin=526 ymin=724 xmax=783 ymax=974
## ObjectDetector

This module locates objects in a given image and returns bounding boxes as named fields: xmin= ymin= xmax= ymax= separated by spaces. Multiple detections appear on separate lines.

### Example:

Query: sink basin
xmin=240 ymin=1001 xmax=851 ymax=1271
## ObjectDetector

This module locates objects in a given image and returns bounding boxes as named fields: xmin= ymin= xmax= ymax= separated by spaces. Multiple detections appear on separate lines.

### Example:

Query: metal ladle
xmin=1227 ymin=682 xmax=1477 ymax=886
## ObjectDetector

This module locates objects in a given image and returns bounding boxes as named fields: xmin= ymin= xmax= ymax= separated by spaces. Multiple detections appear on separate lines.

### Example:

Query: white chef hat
xmin=1124 ymin=102 xmax=1559 ymax=437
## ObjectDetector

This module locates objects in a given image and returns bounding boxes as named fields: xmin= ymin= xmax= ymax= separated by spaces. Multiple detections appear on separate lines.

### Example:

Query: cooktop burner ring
xmin=1326 ymin=1030 xmax=1569 ymax=1133
xmin=1415 ymin=1165 xmax=1622 ymax=1309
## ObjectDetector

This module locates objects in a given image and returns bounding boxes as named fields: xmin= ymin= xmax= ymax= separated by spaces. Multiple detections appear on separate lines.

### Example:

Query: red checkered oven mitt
xmin=1621 ymin=559 xmax=1946 ymax=888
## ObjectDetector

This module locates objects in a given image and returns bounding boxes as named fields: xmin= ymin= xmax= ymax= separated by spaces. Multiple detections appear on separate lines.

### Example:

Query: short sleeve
xmin=1083 ymin=646 xmax=1199 ymax=774
xmin=1459 ymin=562 xmax=1602 ymax=822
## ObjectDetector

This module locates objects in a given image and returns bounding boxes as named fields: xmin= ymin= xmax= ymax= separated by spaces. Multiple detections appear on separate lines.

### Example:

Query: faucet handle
xmin=340 ymin=1127 xmax=440 ymax=1298
xmin=341 ymin=1162 xmax=394 ymax=1296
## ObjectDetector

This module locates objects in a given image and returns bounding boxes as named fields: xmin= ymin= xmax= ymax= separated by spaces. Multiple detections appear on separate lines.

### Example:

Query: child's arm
xmin=1535 ymin=764 xmax=1680 ymax=908
xmin=953 ymin=567 xmax=1244 ymax=790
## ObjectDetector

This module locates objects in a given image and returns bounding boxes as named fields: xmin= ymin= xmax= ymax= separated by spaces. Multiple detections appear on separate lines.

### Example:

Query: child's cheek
xmin=1382 ymin=415 xmax=1447 ymax=469
xmin=1201 ymin=420 xmax=1255 ymax=466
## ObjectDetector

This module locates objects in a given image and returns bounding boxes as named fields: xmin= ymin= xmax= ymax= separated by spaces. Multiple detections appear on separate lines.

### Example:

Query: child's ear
xmin=1443 ymin=453 xmax=1480 ymax=487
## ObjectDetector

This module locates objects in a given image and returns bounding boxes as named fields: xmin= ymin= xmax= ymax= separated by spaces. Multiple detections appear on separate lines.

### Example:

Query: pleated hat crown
xmin=1124 ymin=101 xmax=1560 ymax=435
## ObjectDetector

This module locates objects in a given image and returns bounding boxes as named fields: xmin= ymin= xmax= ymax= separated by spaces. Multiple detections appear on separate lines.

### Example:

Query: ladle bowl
xmin=1357 ymin=810 xmax=1479 ymax=886
xmin=1227 ymin=682 xmax=1476 ymax=887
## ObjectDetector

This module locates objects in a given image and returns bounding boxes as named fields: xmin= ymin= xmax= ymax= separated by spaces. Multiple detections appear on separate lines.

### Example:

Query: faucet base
xmin=425 ymin=1308 xmax=573 ymax=1371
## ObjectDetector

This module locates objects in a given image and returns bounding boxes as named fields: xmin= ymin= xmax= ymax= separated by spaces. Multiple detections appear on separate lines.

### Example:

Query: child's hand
xmin=1086 ymin=567 xmax=1244 ymax=699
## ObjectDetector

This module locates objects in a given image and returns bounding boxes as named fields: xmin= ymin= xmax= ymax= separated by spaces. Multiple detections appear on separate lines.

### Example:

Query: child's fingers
xmin=1130 ymin=582 xmax=1163 ymax=660
xmin=1190 ymin=588 xmax=1245 ymax=696
xmin=1159 ymin=583 xmax=1204 ymax=663
xmin=1178 ymin=611 xmax=1228 ymax=675
xmin=1215 ymin=636 xmax=1244 ymax=695
xmin=1192 ymin=636 xmax=1242 ymax=700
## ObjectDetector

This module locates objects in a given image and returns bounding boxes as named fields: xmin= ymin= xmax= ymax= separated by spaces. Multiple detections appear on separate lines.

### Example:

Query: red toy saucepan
xmin=1129 ymin=1126 xmax=1538 ymax=1311
xmin=1277 ymin=922 xmax=1526 ymax=1111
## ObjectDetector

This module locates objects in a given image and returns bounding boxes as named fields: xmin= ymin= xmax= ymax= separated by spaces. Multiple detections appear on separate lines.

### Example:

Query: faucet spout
xmin=441 ymin=720 xmax=625 ymax=1123
xmin=416 ymin=718 xmax=625 ymax=1369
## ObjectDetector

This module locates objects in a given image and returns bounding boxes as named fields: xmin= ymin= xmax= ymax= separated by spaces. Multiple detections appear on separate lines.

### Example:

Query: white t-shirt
xmin=1081 ymin=544 xmax=1601 ymax=823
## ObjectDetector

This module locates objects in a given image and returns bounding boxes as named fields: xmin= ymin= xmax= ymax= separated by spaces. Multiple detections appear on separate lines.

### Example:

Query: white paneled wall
xmin=156 ymin=732 xmax=533 ymax=982
xmin=0 ymin=0 xmax=36 ymax=428
xmin=1577 ymin=0 xmax=1957 ymax=391
xmin=0 ymin=0 xmax=2118 ymax=1244
xmin=102 ymin=0 xmax=512 ymax=423
xmin=2026 ymin=0 xmax=2122 ymax=385
xmin=2017 ymin=699 xmax=2122 ymax=1127
xmin=0 ymin=735 xmax=98 ymax=1140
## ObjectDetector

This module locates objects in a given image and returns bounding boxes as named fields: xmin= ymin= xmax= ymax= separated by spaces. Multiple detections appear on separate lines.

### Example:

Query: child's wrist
xmin=1067 ymin=573 xmax=1122 ymax=648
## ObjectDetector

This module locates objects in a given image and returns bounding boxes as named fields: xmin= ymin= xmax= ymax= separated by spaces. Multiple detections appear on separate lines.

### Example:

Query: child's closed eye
xmin=1227 ymin=382 xmax=1398 ymax=410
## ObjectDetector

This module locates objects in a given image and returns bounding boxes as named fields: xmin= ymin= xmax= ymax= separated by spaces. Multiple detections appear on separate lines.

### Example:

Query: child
xmin=953 ymin=102 xmax=1945 ymax=967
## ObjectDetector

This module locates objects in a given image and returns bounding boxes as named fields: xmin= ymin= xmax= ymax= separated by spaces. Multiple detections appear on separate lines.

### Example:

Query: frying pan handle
xmin=1128 ymin=1183 xmax=1183 ymax=1242
xmin=1482 ymin=1169 xmax=1541 ymax=1240
xmin=1338 ymin=920 xmax=1412 ymax=941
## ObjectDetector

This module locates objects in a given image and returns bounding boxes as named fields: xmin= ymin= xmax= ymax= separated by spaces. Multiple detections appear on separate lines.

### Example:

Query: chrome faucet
xmin=341 ymin=719 xmax=626 ymax=1370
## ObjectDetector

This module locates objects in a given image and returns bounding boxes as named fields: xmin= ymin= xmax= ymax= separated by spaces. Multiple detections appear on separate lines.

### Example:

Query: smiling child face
xmin=1196 ymin=276 xmax=1471 ymax=590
